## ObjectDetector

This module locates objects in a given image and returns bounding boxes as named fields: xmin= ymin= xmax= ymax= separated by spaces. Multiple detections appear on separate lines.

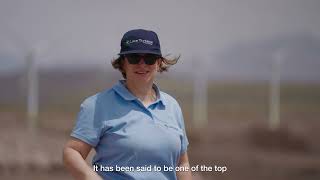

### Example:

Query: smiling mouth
xmin=135 ymin=71 xmax=150 ymax=74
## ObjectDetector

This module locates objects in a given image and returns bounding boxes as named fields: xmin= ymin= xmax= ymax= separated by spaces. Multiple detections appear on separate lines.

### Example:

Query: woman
xmin=63 ymin=29 xmax=192 ymax=180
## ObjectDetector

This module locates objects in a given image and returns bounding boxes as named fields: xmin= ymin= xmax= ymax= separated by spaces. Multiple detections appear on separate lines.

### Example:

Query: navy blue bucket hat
xmin=119 ymin=29 xmax=162 ymax=56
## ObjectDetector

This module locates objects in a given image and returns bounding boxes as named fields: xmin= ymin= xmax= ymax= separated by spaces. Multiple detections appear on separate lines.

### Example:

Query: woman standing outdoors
xmin=63 ymin=29 xmax=192 ymax=180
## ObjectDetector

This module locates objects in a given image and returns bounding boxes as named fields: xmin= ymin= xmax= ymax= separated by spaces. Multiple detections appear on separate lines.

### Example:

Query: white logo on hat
xmin=126 ymin=39 xmax=153 ymax=45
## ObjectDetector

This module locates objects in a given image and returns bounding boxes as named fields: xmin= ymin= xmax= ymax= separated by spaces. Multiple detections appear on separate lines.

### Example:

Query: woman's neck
xmin=125 ymin=80 xmax=156 ymax=106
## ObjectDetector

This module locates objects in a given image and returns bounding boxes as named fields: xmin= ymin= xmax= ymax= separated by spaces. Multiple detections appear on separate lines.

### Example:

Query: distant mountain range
xmin=212 ymin=32 xmax=320 ymax=82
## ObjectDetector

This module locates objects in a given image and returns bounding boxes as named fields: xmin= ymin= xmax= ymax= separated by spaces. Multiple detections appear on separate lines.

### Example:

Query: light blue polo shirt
xmin=71 ymin=80 xmax=189 ymax=180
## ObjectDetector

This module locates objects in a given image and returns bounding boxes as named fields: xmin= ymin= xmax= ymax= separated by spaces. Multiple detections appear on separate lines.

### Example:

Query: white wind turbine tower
xmin=269 ymin=49 xmax=286 ymax=131
xmin=2 ymin=25 xmax=64 ymax=133
xmin=1 ymin=28 xmax=39 ymax=132
xmin=192 ymin=54 xmax=209 ymax=129
xmin=25 ymin=47 xmax=40 ymax=132
xmin=25 ymin=41 xmax=62 ymax=133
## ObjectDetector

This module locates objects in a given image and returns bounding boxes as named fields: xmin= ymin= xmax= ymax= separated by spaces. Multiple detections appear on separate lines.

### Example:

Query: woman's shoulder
xmin=80 ymin=88 xmax=115 ymax=108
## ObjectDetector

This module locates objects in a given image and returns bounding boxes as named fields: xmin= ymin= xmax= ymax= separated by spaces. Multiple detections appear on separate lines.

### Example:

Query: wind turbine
xmin=0 ymin=27 xmax=38 ymax=132
xmin=2 ymin=25 xmax=65 ymax=133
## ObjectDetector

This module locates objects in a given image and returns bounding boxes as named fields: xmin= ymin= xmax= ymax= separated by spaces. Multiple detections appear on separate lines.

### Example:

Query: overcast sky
xmin=0 ymin=0 xmax=319 ymax=75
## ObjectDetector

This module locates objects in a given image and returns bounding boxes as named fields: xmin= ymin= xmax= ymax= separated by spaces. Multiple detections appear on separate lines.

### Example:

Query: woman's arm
xmin=63 ymin=137 xmax=102 ymax=180
xmin=176 ymin=152 xmax=192 ymax=180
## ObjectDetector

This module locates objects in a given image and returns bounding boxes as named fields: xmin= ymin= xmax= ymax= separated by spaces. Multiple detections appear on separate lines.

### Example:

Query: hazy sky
xmin=1 ymin=0 xmax=320 ymax=73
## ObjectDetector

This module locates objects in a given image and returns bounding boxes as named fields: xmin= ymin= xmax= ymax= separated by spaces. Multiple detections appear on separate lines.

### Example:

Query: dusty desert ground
xmin=1 ymin=82 xmax=320 ymax=179
xmin=1 ymin=109 xmax=320 ymax=180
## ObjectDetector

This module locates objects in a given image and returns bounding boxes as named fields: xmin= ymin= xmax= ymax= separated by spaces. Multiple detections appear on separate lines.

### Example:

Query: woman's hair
xmin=111 ymin=55 xmax=180 ymax=79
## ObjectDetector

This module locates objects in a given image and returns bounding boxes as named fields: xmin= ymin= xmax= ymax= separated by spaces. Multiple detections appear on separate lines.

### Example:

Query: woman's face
xmin=122 ymin=54 xmax=161 ymax=84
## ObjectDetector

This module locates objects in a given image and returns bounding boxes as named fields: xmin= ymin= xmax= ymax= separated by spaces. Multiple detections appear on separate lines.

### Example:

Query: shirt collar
xmin=112 ymin=80 xmax=166 ymax=107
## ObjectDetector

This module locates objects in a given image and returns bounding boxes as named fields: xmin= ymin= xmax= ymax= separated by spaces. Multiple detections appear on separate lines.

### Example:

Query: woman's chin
xmin=133 ymin=75 xmax=154 ymax=84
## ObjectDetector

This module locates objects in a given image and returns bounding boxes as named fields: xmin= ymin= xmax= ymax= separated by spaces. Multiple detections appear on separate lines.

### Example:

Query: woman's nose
xmin=137 ymin=58 xmax=145 ymax=65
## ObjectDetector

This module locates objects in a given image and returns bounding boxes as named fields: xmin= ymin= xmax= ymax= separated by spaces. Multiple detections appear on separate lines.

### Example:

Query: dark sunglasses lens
xmin=126 ymin=55 xmax=141 ymax=64
xmin=126 ymin=54 xmax=159 ymax=65
xmin=144 ymin=55 xmax=158 ymax=65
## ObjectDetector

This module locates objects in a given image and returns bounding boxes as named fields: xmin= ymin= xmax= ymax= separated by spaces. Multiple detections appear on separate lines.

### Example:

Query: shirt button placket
xmin=134 ymin=100 xmax=154 ymax=120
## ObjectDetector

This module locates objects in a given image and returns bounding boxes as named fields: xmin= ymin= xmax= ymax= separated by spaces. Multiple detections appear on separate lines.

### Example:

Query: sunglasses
xmin=125 ymin=54 xmax=160 ymax=65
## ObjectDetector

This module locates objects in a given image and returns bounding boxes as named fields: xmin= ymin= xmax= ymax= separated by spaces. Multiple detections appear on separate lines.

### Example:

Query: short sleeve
xmin=70 ymin=99 xmax=102 ymax=147
xmin=178 ymin=106 xmax=189 ymax=154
